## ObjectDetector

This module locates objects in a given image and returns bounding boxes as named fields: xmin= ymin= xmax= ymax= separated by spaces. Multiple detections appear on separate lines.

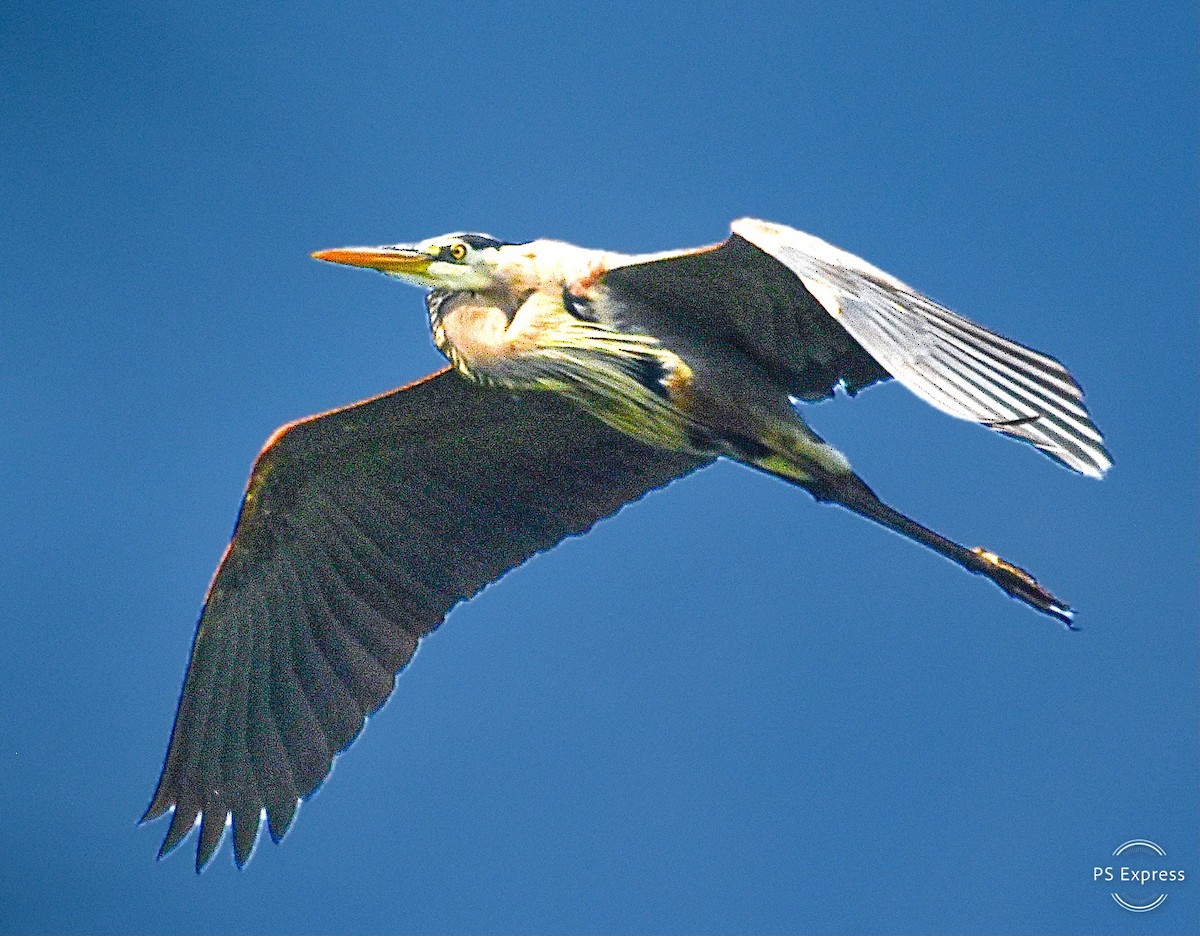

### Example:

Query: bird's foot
xmin=970 ymin=547 xmax=1077 ymax=629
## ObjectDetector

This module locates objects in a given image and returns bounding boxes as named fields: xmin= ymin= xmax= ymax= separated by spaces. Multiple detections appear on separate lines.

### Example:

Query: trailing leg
xmin=738 ymin=434 xmax=1075 ymax=627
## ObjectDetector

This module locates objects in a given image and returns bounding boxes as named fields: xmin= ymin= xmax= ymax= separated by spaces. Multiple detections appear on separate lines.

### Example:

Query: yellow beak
xmin=310 ymin=246 xmax=433 ymax=275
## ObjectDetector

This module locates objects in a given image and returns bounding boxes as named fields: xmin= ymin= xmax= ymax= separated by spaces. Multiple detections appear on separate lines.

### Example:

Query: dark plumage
xmin=144 ymin=370 xmax=705 ymax=870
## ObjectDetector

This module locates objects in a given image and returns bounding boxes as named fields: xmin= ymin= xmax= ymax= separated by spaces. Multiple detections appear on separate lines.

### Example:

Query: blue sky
xmin=1 ymin=2 xmax=1196 ymax=933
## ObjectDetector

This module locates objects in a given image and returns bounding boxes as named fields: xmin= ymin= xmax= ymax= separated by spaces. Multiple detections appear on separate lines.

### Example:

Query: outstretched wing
xmin=144 ymin=368 xmax=708 ymax=870
xmin=602 ymin=234 xmax=891 ymax=402
xmin=731 ymin=219 xmax=1111 ymax=478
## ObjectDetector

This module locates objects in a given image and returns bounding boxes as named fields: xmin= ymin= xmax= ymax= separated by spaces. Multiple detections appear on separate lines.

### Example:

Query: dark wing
xmin=144 ymin=368 xmax=708 ymax=871
xmin=730 ymin=219 xmax=1111 ymax=477
xmin=602 ymin=232 xmax=891 ymax=402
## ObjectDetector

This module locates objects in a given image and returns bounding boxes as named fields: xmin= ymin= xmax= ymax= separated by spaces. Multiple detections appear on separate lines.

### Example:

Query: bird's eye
xmin=449 ymin=243 xmax=468 ymax=261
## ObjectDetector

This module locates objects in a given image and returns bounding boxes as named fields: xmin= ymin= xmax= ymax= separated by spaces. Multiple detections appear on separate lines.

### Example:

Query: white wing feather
xmin=732 ymin=218 xmax=1111 ymax=478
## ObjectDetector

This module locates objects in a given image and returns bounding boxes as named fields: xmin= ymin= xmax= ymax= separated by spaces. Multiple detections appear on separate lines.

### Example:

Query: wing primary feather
xmin=850 ymin=296 xmax=1010 ymax=418
xmin=325 ymin=482 xmax=463 ymax=615
xmin=241 ymin=577 xmax=296 ymax=857
xmin=918 ymin=302 xmax=1085 ymax=396
xmin=917 ymin=336 xmax=1109 ymax=474
xmin=266 ymin=795 xmax=298 ymax=845
xmin=923 ymin=318 xmax=1095 ymax=423
xmin=163 ymin=579 xmax=249 ymax=864
xmin=919 ymin=333 xmax=1049 ymax=419
xmin=193 ymin=602 xmax=237 ymax=873
xmin=919 ymin=311 xmax=1096 ymax=423
xmin=157 ymin=802 xmax=199 ymax=860
xmin=205 ymin=579 xmax=259 ymax=870
xmin=232 ymin=805 xmax=263 ymax=869
xmin=837 ymin=300 xmax=988 ymax=420
xmin=303 ymin=512 xmax=425 ymax=673
xmin=146 ymin=591 xmax=233 ymax=829
xmin=263 ymin=564 xmax=334 ymax=798
xmin=305 ymin=541 xmax=415 ymax=691
xmin=986 ymin=414 xmax=1040 ymax=428
xmin=332 ymin=493 xmax=450 ymax=624
xmin=195 ymin=807 xmax=228 ymax=873
xmin=277 ymin=558 xmax=364 ymax=757
xmin=920 ymin=323 xmax=1107 ymax=445
xmin=293 ymin=541 xmax=391 ymax=731
xmin=919 ymin=347 xmax=1026 ymax=422
xmin=843 ymin=285 xmax=1093 ymax=436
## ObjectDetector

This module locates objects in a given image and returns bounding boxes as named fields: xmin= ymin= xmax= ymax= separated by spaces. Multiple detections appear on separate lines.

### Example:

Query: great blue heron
xmin=143 ymin=219 xmax=1109 ymax=870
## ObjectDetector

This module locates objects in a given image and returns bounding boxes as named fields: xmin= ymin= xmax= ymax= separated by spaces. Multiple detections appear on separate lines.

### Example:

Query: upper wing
xmin=602 ymin=233 xmax=891 ymax=401
xmin=732 ymin=219 xmax=1112 ymax=478
xmin=144 ymin=368 xmax=708 ymax=870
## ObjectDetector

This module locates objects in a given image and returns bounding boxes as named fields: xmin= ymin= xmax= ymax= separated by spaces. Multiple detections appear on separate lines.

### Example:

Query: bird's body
xmin=145 ymin=219 xmax=1109 ymax=871
xmin=420 ymin=235 xmax=875 ymax=482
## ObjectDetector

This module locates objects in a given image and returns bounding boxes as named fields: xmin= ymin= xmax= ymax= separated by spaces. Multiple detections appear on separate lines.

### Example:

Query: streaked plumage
xmin=144 ymin=219 xmax=1109 ymax=870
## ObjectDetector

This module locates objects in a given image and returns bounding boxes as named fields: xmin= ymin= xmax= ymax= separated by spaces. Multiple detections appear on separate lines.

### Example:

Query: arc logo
xmin=1094 ymin=839 xmax=1186 ymax=912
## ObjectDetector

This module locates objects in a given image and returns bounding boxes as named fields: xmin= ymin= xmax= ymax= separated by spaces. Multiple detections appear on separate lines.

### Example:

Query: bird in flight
xmin=143 ymin=219 xmax=1110 ymax=870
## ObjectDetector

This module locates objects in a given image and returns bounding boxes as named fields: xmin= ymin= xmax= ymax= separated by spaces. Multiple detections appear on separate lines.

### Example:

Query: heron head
xmin=312 ymin=233 xmax=509 ymax=291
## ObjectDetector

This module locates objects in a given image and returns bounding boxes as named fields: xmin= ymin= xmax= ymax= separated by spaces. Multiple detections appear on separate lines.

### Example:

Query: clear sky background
xmin=1 ymin=2 xmax=1196 ymax=934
